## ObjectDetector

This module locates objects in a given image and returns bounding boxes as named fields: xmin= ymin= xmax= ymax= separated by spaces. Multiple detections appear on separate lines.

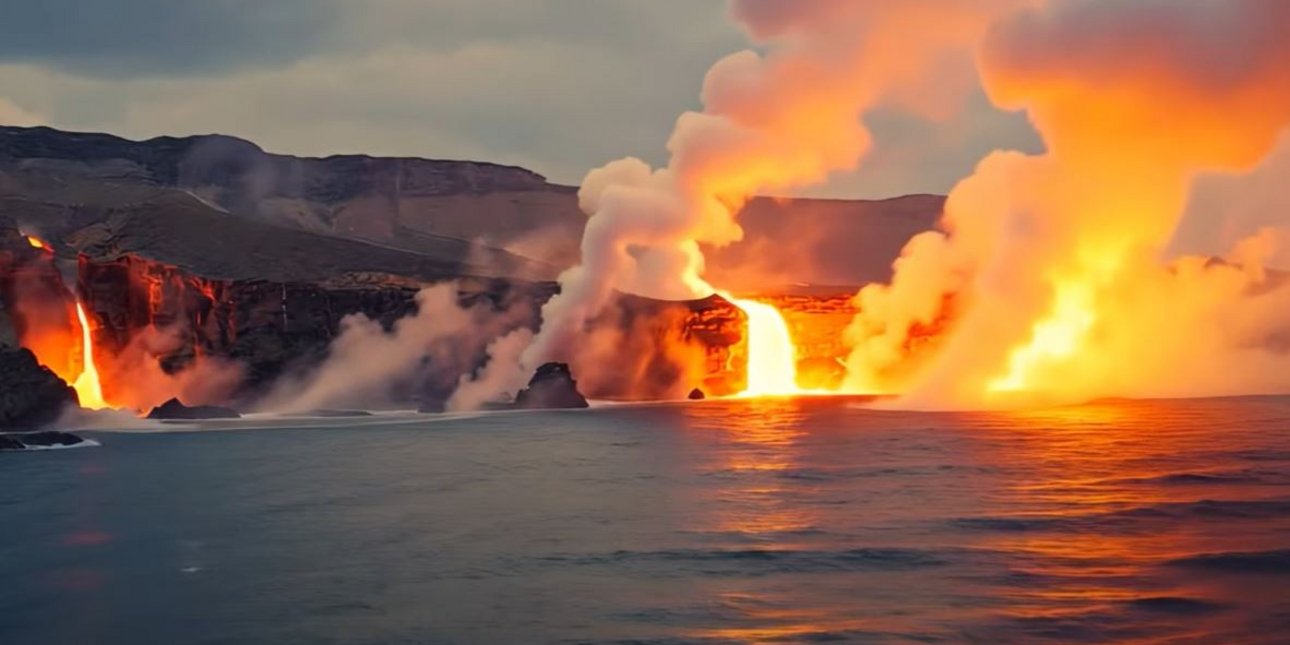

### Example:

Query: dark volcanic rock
xmin=0 ymin=344 xmax=78 ymax=430
xmin=304 ymin=409 xmax=373 ymax=418
xmin=147 ymin=398 xmax=241 ymax=420
xmin=687 ymin=388 xmax=706 ymax=400
xmin=513 ymin=362 xmax=589 ymax=410
xmin=0 ymin=430 xmax=90 ymax=451
xmin=0 ymin=126 xmax=943 ymax=406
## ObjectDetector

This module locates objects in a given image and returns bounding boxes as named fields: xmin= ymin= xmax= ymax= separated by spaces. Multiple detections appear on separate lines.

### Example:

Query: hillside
xmin=0 ymin=125 xmax=943 ymax=287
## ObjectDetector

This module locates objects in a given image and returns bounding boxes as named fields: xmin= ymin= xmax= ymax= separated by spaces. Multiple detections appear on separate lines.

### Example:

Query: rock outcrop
xmin=0 ymin=125 xmax=937 ymax=407
xmin=513 ymin=362 xmax=589 ymax=410
xmin=146 ymin=398 xmax=241 ymax=420
xmin=687 ymin=388 xmax=707 ymax=400
xmin=0 ymin=430 xmax=91 ymax=451
xmin=0 ymin=344 xmax=77 ymax=430
xmin=0 ymin=125 xmax=942 ymax=283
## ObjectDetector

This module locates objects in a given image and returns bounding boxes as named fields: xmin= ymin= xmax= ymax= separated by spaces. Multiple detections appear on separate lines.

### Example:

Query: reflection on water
xmin=669 ymin=396 xmax=1290 ymax=642
xmin=3 ymin=396 xmax=1290 ymax=643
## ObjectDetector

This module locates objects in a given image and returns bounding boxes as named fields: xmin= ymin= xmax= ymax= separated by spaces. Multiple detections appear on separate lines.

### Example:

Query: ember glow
xmin=988 ymin=283 xmax=1097 ymax=393
xmin=25 ymin=235 xmax=51 ymax=252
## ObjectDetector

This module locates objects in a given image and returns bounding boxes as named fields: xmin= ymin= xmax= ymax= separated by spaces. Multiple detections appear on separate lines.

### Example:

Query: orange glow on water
xmin=71 ymin=301 xmax=109 ymax=410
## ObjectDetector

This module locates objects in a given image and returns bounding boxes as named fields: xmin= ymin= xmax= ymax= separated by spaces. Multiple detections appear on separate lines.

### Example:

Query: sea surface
xmin=3 ymin=396 xmax=1290 ymax=644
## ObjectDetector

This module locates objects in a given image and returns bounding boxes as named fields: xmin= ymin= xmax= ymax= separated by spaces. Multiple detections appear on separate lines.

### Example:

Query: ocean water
xmin=3 ymin=396 xmax=1290 ymax=644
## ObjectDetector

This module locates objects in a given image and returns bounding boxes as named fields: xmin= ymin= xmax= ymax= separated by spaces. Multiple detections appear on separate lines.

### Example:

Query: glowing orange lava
xmin=25 ymin=235 xmax=52 ymax=252
xmin=71 ymin=301 xmax=109 ymax=410
xmin=722 ymin=294 xmax=839 ymax=397
xmin=727 ymin=295 xmax=799 ymax=396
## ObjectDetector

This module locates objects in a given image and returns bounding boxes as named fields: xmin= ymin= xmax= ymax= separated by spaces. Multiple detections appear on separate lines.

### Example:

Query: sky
xmin=0 ymin=0 xmax=1042 ymax=198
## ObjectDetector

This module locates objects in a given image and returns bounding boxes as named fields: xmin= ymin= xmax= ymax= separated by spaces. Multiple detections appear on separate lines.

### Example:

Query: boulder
xmin=0 ymin=430 xmax=91 ymax=451
xmin=146 ymin=398 xmax=241 ymax=420
xmin=0 ymin=344 xmax=78 ymax=430
xmin=687 ymin=388 xmax=707 ymax=400
xmin=512 ymin=362 xmax=589 ymax=410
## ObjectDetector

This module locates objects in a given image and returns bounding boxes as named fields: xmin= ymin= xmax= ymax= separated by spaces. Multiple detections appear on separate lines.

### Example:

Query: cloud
xmin=0 ymin=1 xmax=1039 ymax=195
xmin=0 ymin=0 xmax=334 ymax=77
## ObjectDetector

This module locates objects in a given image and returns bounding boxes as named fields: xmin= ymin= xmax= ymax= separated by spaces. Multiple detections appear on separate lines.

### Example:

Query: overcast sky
xmin=0 ymin=0 xmax=1041 ymax=198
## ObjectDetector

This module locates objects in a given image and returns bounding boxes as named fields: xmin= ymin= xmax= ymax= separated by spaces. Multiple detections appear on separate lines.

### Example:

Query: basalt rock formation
xmin=146 ymin=398 xmax=241 ymax=420
xmin=0 ymin=430 xmax=91 ymax=451
xmin=0 ymin=344 xmax=78 ymax=429
xmin=512 ymin=362 xmax=589 ymax=410
xmin=0 ymin=125 xmax=940 ymax=408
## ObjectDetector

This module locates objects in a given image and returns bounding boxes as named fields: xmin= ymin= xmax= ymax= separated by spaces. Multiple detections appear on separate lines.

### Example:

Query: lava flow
xmin=726 ymin=295 xmax=800 ymax=396
xmin=16 ymin=233 xmax=111 ymax=410
xmin=722 ymin=293 xmax=841 ymax=398
xmin=25 ymin=235 xmax=52 ymax=252
xmin=71 ymin=300 xmax=109 ymax=410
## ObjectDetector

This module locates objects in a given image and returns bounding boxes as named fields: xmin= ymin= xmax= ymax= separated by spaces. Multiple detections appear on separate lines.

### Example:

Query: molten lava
xmin=71 ymin=301 xmax=109 ymax=410
xmin=25 ymin=235 xmax=52 ymax=252
xmin=727 ymin=296 xmax=800 ymax=396
xmin=16 ymin=233 xmax=111 ymax=409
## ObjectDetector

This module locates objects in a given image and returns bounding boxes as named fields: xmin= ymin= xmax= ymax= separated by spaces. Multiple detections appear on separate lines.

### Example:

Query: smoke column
xmin=506 ymin=0 xmax=1025 ymax=388
xmin=845 ymin=0 xmax=1290 ymax=407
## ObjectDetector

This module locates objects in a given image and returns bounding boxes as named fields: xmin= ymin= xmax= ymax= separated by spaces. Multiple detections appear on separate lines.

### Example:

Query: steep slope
xmin=0 ymin=125 xmax=944 ymax=286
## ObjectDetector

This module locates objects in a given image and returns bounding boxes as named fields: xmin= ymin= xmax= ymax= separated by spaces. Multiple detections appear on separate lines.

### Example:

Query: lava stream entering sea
xmin=71 ymin=300 xmax=109 ymax=410
xmin=19 ymin=234 xmax=111 ymax=410
xmin=721 ymin=293 xmax=837 ymax=398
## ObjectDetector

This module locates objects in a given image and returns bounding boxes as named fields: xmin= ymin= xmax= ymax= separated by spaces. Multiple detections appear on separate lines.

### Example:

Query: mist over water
xmin=3 ymin=397 xmax=1290 ymax=643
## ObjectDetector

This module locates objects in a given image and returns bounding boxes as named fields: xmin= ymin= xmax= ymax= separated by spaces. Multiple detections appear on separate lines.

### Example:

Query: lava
xmin=25 ymin=235 xmax=52 ymax=252
xmin=723 ymin=294 xmax=842 ymax=398
xmin=15 ymin=233 xmax=110 ymax=409
xmin=726 ymin=295 xmax=800 ymax=396
xmin=71 ymin=300 xmax=109 ymax=410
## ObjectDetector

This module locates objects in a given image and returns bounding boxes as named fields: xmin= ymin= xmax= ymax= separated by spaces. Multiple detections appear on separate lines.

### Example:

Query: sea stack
xmin=513 ymin=362 xmax=589 ymax=410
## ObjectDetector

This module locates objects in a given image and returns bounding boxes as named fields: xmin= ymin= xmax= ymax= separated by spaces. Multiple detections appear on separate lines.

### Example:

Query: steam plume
xmin=264 ymin=283 xmax=531 ymax=412
xmin=845 ymin=0 xmax=1290 ymax=407
xmin=471 ymin=0 xmax=1023 ymax=396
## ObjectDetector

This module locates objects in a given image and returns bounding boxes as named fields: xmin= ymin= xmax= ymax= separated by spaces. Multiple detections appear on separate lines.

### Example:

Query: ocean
xmin=3 ymin=396 xmax=1290 ymax=644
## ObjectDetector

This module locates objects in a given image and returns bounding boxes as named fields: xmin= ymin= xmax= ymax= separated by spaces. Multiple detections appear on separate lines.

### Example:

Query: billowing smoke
xmin=447 ymin=328 xmax=534 ymax=411
xmin=460 ymin=0 xmax=1023 ymax=399
xmin=99 ymin=325 xmax=244 ymax=411
xmin=1174 ymin=132 xmax=1290 ymax=269
xmin=263 ymin=283 xmax=532 ymax=413
xmin=845 ymin=0 xmax=1290 ymax=407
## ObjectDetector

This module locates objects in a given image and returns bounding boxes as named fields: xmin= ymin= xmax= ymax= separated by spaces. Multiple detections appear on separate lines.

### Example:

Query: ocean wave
xmin=1101 ymin=469 xmax=1278 ymax=486
xmin=538 ymin=547 xmax=948 ymax=575
xmin=951 ymin=498 xmax=1290 ymax=533
xmin=1124 ymin=596 xmax=1227 ymax=614
xmin=1165 ymin=549 xmax=1290 ymax=574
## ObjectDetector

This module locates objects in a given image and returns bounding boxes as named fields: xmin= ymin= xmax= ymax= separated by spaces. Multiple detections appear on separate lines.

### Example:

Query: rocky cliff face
xmin=0 ymin=125 xmax=940 ymax=409
xmin=0 ymin=125 xmax=942 ymax=285
xmin=0 ymin=344 xmax=77 ymax=430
